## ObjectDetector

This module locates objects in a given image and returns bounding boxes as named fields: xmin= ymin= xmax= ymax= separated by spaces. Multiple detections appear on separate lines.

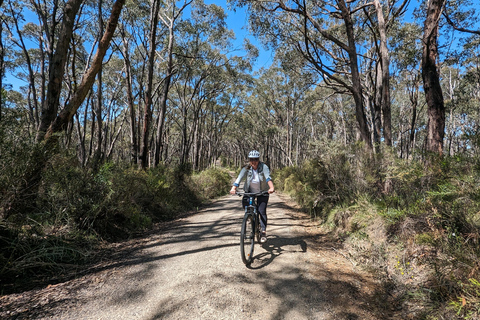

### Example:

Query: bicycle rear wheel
xmin=240 ymin=213 xmax=255 ymax=265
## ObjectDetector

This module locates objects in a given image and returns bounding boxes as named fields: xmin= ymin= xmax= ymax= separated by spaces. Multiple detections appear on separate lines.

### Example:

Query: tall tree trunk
xmin=10 ymin=2 xmax=40 ymax=127
xmin=181 ymin=103 xmax=188 ymax=165
xmin=30 ymin=0 xmax=56 ymax=127
xmin=192 ymin=115 xmax=199 ymax=170
xmin=120 ymin=27 xmax=138 ymax=164
xmin=422 ymin=0 xmax=446 ymax=155
xmin=38 ymin=35 xmax=45 ymax=127
xmin=374 ymin=0 xmax=392 ymax=147
xmin=446 ymin=69 xmax=457 ymax=156
xmin=153 ymin=1 xmax=191 ymax=166
xmin=140 ymin=0 xmax=161 ymax=169
xmin=36 ymin=0 xmax=83 ymax=143
xmin=408 ymin=91 xmax=418 ymax=159
xmin=93 ymin=0 xmax=104 ymax=168
xmin=88 ymin=101 xmax=96 ymax=164
xmin=338 ymin=0 xmax=372 ymax=149
xmin=75 ymin=111 xmax=85 ymax=165
xmin=44 ymin=0 xmax=124 ymax=139
xmin=368 ymin=66 xmax=381 ymax=149
xmin=154 ymin=16 xmax=174 ymax=167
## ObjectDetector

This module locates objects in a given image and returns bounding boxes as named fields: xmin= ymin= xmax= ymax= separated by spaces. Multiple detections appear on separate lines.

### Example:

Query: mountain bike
xmin=236 ymin=191 xmax=269 ymax=265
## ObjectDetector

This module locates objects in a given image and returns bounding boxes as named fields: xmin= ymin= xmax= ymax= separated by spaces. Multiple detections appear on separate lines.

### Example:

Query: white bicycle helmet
xmin=248 ymin=150 xmax=260 ymax=158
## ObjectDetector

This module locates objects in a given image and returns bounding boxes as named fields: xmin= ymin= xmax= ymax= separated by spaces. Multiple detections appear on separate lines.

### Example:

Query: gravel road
xmin=1 ymin=193 xmax=392 ymax=319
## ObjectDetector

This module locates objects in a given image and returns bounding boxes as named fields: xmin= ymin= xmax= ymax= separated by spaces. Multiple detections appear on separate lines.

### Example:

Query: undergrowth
xmin=0 ymin=147 xmax=231 ymax=294
xmin=273 ymin=146 xmax=480 ymax=319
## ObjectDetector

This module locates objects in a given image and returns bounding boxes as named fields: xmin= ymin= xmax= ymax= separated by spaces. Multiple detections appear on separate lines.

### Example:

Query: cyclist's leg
xmin=257 ymin=195 xmax=269 ymax=232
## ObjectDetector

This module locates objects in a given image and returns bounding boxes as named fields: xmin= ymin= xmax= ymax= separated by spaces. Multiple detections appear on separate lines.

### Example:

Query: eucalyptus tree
xmin=205 ymin=78 xmax=246 ymax=167
xmin=165 ymin=1 xmax=242 ymax=167
xmin=458 ymin=57 xmax=480 ymax=155
xmin=153 ymin=0 xmax=193 ymax=167
xmin=421 ymin=0 xmax=446 ymax=155
xmin=93 ymin=0 xmax=105 ymax=167
xmin=362 ymin=0 xmax=409 ymax=148
xmin=2 ymin=0 xmax=47 ymax=130
xmin=139 ymin=0 xmax=163 ymax=169
xmin=32 ymin=0 xmax=84 ymax=142
xmin=41 ymin=0 xmax=125 ymax=160
xmin=171 ymin=49 xmax=234 ymax=166
xmin=440 ymin=43 xmax=480 ymax=155
xmin=420 ymin=0 xmax=479 ymax=156
xmin=441 ymin=66 xmax=461 ymax=156
xmin=4 ymin=0 xmax=126 ymax=218
xmin=115 ymin=1 xmax=151 ymax=165
xmin=229 ymin=52 xmax=318 ymax=168
xmin=232 ymin=1 xmax=383 ymax=149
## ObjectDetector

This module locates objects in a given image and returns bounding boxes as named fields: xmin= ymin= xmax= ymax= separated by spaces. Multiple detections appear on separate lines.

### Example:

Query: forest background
xmin=1 ymin=0 xmax=480 ymax=318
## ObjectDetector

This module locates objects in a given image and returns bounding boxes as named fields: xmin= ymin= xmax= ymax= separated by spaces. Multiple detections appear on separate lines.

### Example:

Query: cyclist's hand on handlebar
xmin=229 ymin=187 xmax=237 ymax=195
xmin=268 ymin=188 xmax=275 ymax=194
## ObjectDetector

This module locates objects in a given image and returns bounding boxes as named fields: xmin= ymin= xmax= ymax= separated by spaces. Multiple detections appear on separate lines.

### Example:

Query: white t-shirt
xmin=250 ymin=169 xmax=261 ymax=193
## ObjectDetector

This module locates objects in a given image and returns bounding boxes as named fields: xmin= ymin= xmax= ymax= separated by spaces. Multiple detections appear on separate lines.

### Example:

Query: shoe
xmin=260 ymin=231 xmax=267 ymax=243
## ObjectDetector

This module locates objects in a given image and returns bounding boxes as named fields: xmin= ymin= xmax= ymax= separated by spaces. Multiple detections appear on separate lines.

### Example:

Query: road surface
xmin=1 ymin=193 xmax=391 ymax=319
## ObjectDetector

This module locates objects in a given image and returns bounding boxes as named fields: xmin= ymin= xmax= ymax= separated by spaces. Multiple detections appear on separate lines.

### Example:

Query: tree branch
xmin=443 ymin=9 xmax=480 ymax=35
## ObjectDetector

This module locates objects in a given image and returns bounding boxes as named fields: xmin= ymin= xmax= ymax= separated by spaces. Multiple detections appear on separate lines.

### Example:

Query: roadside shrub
xmin=273 ymin=144 xmax=374 ymax=219
xmin=37 ymin=159 xmax=209 ymax=239
xmin=189 ymin=167 xmax=231 ymax=200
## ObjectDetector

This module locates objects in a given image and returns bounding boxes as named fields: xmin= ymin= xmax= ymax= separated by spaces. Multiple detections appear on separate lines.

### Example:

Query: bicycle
xmin=236 ymin=191 xmax=269 ymax=265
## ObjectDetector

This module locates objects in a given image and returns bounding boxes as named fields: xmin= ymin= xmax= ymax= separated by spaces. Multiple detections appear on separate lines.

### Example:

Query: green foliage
xmin=36 ymin=158 xmax=215 ymax=239
xmin=273 ymin=144 xmax=373 ymax=219
xmin=189 ymin=167 xmax=231 ymax=200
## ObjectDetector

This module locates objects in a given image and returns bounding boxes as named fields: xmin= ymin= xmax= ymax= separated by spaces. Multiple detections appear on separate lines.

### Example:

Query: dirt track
xmin=1 ymin=193 xmax=393 ymax=319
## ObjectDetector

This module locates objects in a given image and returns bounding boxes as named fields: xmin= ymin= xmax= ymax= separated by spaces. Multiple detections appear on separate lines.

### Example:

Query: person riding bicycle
xmin=230 ymin=150 xmax=275 ymax=243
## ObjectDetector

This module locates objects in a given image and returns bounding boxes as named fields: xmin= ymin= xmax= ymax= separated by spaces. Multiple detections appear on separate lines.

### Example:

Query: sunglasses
xmin=249 ymin=158 xmax=259 ymax=161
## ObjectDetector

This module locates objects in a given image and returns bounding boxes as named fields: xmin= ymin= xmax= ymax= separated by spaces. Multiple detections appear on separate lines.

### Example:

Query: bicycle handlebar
xmin=235 ymin=191 xmax=270 ymax=197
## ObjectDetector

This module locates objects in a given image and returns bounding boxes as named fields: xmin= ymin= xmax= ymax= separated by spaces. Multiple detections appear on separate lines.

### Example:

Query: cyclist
xmin=230 ymin=150 xmax=275 ymax=243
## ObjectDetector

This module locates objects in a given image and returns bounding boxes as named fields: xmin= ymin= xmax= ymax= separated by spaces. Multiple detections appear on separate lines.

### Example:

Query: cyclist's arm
xmin=262 ymin=163 xmax=274 ymax=193
xmin=267 ymin=180 xmax=275 ymax=194
xmin=230 ymin=167 xmax=247 ymax=194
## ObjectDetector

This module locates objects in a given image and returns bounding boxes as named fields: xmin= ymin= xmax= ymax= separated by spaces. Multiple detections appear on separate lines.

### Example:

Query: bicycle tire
xmin=255 ymin=212 xmax=262 ymax=243
xmin=240 ymin=212 xmax=255 ymax=265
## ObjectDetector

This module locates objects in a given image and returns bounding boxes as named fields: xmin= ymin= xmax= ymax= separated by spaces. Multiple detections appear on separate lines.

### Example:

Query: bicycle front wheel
xmin=240 ymin=213 xmax=255 ymax=265
xmin=255 ymin=212 xmax=262 ymax=243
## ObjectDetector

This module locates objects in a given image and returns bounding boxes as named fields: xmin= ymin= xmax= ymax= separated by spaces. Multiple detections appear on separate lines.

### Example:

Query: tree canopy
xmin=0 ymin=0 xmax=479 ymax=177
